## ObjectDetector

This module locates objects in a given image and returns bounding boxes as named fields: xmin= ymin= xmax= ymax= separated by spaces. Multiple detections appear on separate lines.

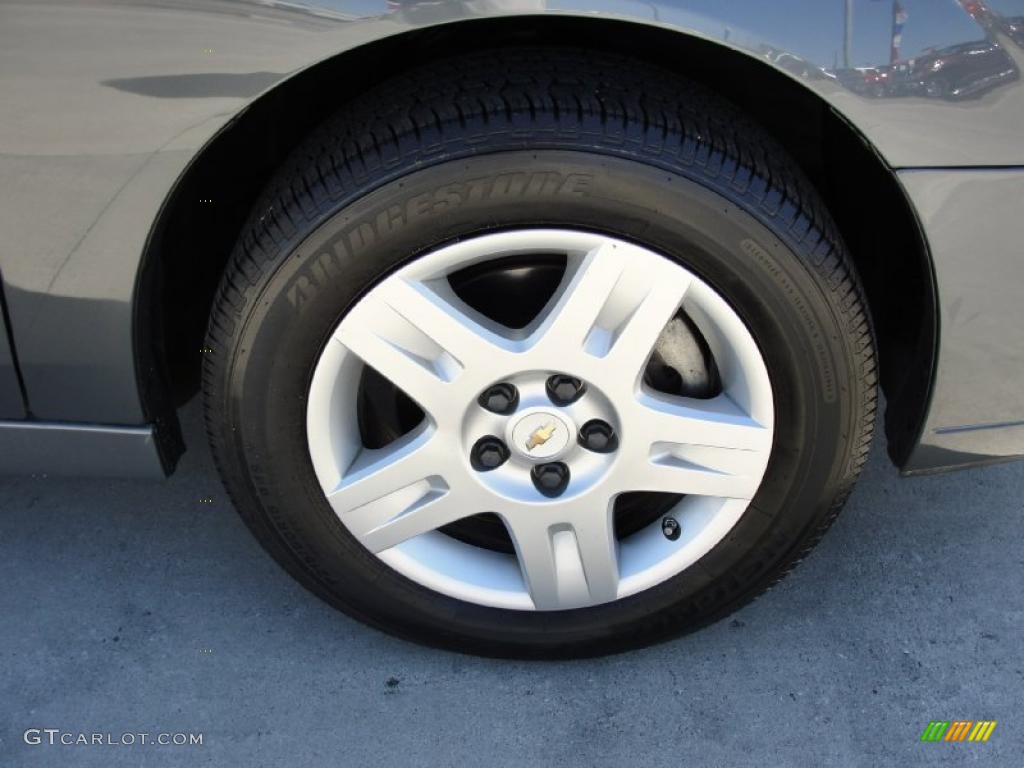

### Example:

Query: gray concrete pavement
xmin=1 ymin=402 xmax=1022 ymax=767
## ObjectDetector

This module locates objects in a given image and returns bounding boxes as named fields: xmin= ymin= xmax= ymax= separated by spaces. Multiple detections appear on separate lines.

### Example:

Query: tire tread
xmin=204 ymin=48 xmax=877 ymax=655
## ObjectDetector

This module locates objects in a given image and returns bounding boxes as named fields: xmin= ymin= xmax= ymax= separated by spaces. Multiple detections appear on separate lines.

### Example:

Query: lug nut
xmin=661 ymin=517 xmax=681 ymax=541
xmin=531 ymin=462 xmax=570 ymax=498
xmin=546 ymin=374 xmax=586 ymax=406
xmin=578 ymin=419 xmax=618 ymax=453
xmin=478 ymin=382 xmax=519 ymax=415
xmin=471 ymin=436 xmax=510 ymax=471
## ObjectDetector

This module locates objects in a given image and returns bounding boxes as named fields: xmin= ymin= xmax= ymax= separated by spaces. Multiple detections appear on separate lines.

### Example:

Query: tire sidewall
xmin=218 ymin=150 xmax=860 ymax=653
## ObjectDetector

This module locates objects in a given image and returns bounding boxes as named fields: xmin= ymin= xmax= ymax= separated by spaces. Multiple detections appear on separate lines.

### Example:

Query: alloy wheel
xmin=306 ymin=229 xmax=774 ymax=611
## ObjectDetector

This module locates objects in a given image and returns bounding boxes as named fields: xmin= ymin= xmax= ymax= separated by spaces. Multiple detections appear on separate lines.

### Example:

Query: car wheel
xmin=925 ymin=77 xmax=950 ymax=99
xmin=204 ymin=49 xmax=877 ymax=657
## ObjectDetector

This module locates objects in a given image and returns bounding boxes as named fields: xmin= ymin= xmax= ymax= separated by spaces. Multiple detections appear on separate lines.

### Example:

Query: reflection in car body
xmin=910 ymin=40 xmax=1019 ymax=100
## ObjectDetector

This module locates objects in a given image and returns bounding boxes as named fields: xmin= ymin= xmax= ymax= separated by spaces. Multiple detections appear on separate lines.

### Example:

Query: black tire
xmin=204 ymin=48 xmax=877 ymax=658
xmin=925 ymin=77 xmax=950 ymax=99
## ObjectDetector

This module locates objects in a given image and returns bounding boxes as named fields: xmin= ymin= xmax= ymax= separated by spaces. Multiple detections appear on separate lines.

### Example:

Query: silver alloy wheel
xmin=306 ymin=230 xmax=774 ymax=611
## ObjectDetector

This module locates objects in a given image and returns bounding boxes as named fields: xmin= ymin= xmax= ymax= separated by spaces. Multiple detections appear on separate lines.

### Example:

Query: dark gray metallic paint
xmin=0 ymin=0 xmax=1023 ymax=475
xmin=0 ymin=421 xmax=164 ymax=477
xmin=0 ymin=301 xmax=25 ymax=419
xmin=899 ymin=168 xmax=1024 ymax=473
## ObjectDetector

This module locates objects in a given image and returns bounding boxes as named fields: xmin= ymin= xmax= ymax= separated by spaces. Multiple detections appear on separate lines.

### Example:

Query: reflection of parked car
xmin=911 ymin=40 xmax=1018 ymax=99
xmin=834 ymin=66 xmax=893 ymax=97
xmin=765 ymin=51 xmax=835 ymax=81
xmin=1003 ymin=16 xmax=1024 ymax=45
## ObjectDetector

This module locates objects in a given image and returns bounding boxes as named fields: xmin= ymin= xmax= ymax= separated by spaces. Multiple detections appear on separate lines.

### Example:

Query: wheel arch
xmin=135 ymin=14 xmax=936 ymax=471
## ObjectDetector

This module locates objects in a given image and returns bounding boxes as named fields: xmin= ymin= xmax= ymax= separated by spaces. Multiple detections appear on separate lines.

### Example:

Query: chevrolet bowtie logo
xmin=525 ymin=422 xmax=557 ymax=451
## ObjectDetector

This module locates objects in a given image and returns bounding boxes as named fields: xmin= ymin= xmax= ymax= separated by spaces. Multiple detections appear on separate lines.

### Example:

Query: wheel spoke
xmin=503 ymin=498 xmax=619 ymax=609
xmin=624 ymin=393 xmax=772 ymax=499
xmin=374 ymin=277 xmax=514 ymax=372
xmin=529 ymin=240 xmax=627 ymax=354
xmin=335 ymin=278 xmax=511 ymax=420
xmin=571 ymin=505 xmax=620 ymax=603
xmin=636 ymin=451 xmax=764 ymax=499
xmin=358 ymin=486 xmax=474 ymax=553
xmin=325 ymin=427 xmax=439 ymax=518
xmin=326 ymin=428 xmax=483 ymax=552
xmin=637 ymin=392 xmax=773 ymax=451
xmin=334 ymin=317 xmax=450 ymax=419
xmin=604 ymin=277 xmax=691 ymax=376
xmin=529 ymin=239 xmax=689 ymax=378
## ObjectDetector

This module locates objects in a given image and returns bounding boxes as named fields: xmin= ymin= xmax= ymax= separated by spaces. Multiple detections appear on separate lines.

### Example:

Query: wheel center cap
xmin=508 ymin=409 xmax=573 ymax=461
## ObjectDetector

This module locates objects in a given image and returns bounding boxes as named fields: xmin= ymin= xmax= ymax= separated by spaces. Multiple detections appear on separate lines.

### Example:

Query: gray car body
xmin=0 ymin=0 xmax=1023 ymax=477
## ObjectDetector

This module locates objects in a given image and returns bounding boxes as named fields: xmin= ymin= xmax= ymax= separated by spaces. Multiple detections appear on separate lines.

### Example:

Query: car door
xmin=0 ymin=307 xmax=25 ymax=418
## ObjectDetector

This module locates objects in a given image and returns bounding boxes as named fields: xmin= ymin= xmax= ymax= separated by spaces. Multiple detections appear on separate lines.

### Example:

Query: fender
xmin=0 ymin=0 xmax=1018 ymax=468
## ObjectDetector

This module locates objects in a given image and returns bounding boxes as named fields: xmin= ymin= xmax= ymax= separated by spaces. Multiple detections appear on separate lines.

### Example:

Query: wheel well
xmin=137 ymin=15 xmax=935 ymax=469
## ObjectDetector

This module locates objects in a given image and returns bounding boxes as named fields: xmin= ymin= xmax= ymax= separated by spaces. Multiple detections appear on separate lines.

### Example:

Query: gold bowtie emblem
xmin=525 ymin=422 xmax=557 ymax=451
